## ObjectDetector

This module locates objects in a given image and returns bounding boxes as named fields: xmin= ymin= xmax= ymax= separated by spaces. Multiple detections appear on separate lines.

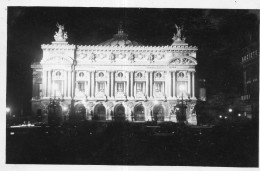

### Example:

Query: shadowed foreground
xmin=6 ymin=121 xmax=258 ymax=166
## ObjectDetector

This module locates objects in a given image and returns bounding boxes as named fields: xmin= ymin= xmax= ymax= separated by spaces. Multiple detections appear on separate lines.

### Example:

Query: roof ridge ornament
xmin=113 ymin=22 xmax=128 ymax=39
xmin=172 ymin=24 xmax=186 ymax=44
xmin=54 ymin=23 xmax=68 ymax=42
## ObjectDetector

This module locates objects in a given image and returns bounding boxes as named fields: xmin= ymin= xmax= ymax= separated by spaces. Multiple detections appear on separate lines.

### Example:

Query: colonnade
xmin=40 ymin=70 xmax=196 ymax=99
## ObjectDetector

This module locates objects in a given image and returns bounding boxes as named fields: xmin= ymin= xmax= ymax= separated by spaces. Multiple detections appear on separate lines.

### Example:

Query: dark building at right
xmin=240 ymin=41 xmax=259 ymax=120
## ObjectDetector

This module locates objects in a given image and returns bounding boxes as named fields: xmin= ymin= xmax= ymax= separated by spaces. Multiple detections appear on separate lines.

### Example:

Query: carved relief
xmin=109 ymin=53 xmax=116 ymax=63
xmin=89 ymin=53 xmax=96 ymax=62
xmin=170 ymin=57 xmax=197 ymax=65
xmin=148 ymin=53 xmax=154 ymax=63
xmin=128 ymin=53 xmax=135 ymax=63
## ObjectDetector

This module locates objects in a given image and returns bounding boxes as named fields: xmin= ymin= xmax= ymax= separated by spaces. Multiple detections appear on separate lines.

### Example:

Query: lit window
xmin=118 ymin=72 xmax=123 ymax=77
xmin=117 ymin=82 xmax=124 ymax=92
xmin=156 ymin=72 xmax=162 ymax=78
xmin=79 ymin=72 xmax=84 ymax=77
xmin=137 ymin=72 xmax=143 ymax=78
xmin=99 ymin=72 xmax=104 ymax=77
xmin=98 ymin=82 xmax=105 ymax=92
xmin=136 ymin=82 xmax=143 ymax=92
xmin=78 ymin=82 xmax=85 ymax=92
xmin=155 ymin=82 xmax=162 ymax=92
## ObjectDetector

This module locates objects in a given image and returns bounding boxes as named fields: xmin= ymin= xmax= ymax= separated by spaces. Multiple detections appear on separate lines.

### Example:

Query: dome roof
xmin=99 ymin=26 xmax=140 ymax=46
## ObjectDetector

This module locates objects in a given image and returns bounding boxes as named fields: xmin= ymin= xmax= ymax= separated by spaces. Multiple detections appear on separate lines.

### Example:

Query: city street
xmin=6 ymin=121 xmax=258 ymax=166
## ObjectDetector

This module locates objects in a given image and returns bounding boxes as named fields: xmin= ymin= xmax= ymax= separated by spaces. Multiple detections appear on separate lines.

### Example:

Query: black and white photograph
xmin=4 ymin=0 xmax=259 ymax=168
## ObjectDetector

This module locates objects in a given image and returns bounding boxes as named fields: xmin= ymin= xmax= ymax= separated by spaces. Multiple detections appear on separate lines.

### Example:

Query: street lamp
xmin=6 ymin=107 xmax=10 ymax=113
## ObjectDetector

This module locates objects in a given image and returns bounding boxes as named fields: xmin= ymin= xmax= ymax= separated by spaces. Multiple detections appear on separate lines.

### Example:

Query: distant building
xmin=31 ymin=24 xmax=198 ymax=125
xmin=241 ymin=41 xmax=259 ymax=119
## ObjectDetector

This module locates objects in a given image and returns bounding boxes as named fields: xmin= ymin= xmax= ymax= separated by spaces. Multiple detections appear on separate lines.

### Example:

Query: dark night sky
xmin=7 ymin=7 xmax=259 ymax=114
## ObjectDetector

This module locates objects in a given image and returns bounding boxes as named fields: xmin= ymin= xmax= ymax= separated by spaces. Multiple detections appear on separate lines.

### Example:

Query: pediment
xmin=41 ymin=56 xmax=73 ymax=65
xmin=169 ymin=56 xmax=197 ymax=65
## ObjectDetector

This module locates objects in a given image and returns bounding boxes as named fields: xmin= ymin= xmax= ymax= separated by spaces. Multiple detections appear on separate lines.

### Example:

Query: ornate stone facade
xmin=31 ymin=24 xmax=198 ymax=125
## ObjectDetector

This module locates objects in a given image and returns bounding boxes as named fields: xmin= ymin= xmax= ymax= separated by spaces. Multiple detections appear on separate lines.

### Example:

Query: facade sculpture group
xmin=31 ymin=23 xmax=198 ymax=125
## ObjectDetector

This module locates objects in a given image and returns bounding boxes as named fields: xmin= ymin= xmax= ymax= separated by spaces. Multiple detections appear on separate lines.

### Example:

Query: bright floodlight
xmin=238 ymin=113 xmax=241 ymax=117
xmin=62 ymin=106 xmax=68 ymax=111
xmin=179 ymin=84 xmax=186 ymax=91
xmin=219 ymin=115 xmax=222 ymax=118
xmin=6 ymin=107 xmax=10 ymax=113
xmin=228 ymin=108 xmax=233 ymax=113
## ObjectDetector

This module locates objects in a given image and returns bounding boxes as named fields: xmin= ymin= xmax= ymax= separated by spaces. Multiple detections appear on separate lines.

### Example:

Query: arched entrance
xmin=48 ymin=101 xmax=62 ymax=125
xmin=75 ymin=104 xmax=86 ymax=121
xmin=134 ymin=104 xmax=145 ymax=121
xmin=153 ymin=104 xmax=165 ymax=121
xmin=94 ymin=104 xmax=106 ymax=121
xmin=114 ymin=104 xmax=126 ymax=121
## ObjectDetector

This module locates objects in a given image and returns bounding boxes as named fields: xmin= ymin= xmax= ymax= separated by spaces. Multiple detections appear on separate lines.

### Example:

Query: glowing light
xmin=219 ymin=115 xmax=222 ymax=118
xmin=62 ymin=106 xmax=68 ymax=111
xmin=238 ymin=113 xmax=241 ymax=117
xmin=10 ymin=132 xmax=15 ymax=135
xmin=6 ymin=107 xmax=10 ymax=113
xmin=228 ymin=108 xmax=233 ymax=113
xmin=224 ymin=116 xmax=227 ymax=119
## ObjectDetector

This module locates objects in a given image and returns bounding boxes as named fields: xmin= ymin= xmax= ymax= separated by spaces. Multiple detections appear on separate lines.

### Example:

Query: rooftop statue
xmin=54 ymin=23 xmax=68 ymax=42
xmin=172 ymin=24 xmax=186 ymax=44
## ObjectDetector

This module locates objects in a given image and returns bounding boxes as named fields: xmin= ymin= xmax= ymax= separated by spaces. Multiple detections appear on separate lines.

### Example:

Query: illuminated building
xmin=31 ymin=24 xmax=198 ymax=124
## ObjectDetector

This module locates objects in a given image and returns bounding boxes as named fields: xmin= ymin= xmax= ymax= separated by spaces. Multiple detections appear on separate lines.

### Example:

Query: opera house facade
xmin=31 ymin=24 xmax=198 ymax=125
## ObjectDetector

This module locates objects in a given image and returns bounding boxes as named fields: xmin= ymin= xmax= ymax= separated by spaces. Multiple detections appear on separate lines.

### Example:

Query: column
xmin=107 ymin=72 xmax=111 ymax=97
xmin=111 ymin=71 xmax=115 ymax=97
xmin=91 ymin=71 xmax=95 ymax=98
xmin=68 ymin=71 xmax=71 ymax=98
xmin=126 ymin=71 xmax=130 ymax=97
xmin=172 ymin=71 xmax=176 ymax=98
xmin=187 ymin=71 xmax=191 ymax=96
xmin=130 ymin=72 xmax=134 ymax=98
xmin=105 ymin=72 xmax=109 ymax=96
xmin=62 ymin=78 xmax=64 ymax=97
xmin=87 ymin=72 xmax=91 ymax=97
xmin=64 ymin=71 xmax=68 ymax=97
xmin=42 ymin=70 xmax=47 ymax=97
xmin=47 ymin=70 xmax=52 ymax=97
xmin=146 ymin=72 xmax=149 ymax=97
xmin=192 ymin=71 xmax=195 ymax=98
xmin=165 ymin=71 xmax=170 ymax=97
xmin=149 ymin=71 xmax=153 ymax=98
xmin=71 ymin=70 xmax=75 ymax=99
